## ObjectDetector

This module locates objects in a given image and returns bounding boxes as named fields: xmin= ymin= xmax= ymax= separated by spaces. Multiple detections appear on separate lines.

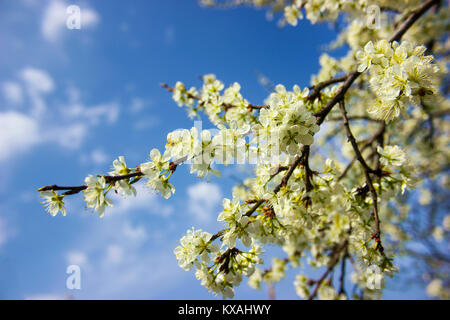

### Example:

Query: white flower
xmin=362 ymin=40 xmax=439 ymax=121
xmin=108 ymin=156 xmax=136 ymax=196
xmin=294 ymin=274 xmax=310 ymax=299
xmin=202 ymin=73 xmax=217 ymax=84
xmin=165 ymin=128 xmax=198 ymax=160
xmin=140 ymin=148 xmax=170 ymax=180
xmin=173 ymin=81 xmax=186 ymax=106
xmin=368 ymin=98 xmax=403 ymax=122
xmin=218 ymin=198 xmax=242 ymax=222
xmin=443 ymin=215 xmax=450 ymax=231
xmin=249 ymin=269 xmax=264 ymax=290
xmin=164 ymin=130 xmax=186 ymax=159
xmin=293 ymin=85 xmax=309 ymax=100
xmin=109 ymin=156 xmax=130 ymax=176
xmin=40 ymin=191 xmax=66 ymax=216
xmin=223 ymin=82 xmax=242 ymax=104
xmin=190 ymin=130 xmax=220 ymax=179
xmin=419 ymin=188 xmax=432 ymax=205
xmin=284 ymin=4 xmax=303 ymax=26
xmin=203 ymin=79 xmax=224 ymax=98
xmin=262 ymin=258 xmax=287 ymax=284
xmin=432 ymin=226 xmax=444 ymax=242
xmin=212 ymin=125 xmax=248 ymax=165
xmin=318 ymin=284 xmax=339 ymax=300
xmin=150 ymin=148 xmax=170 ymax=171
xmin=147 ymin=176 xmax=175 ymax=199
xmin=426 ymin=279 xmax=443 ymax=297
xmin=172 ymin=82 xmax=198 ymax=107
xmin=114 ymin=179 xmax=137 ymax=197
xmin=377 ymin=145 xmax=406 ymax=167
xmin=174 ymin=228 xmax=218 ymax=271
xmin=222 ymin=286 xmax=235 ymax=299
xmin=366 ymin=268 xmax=384 ymax=290
xmin=356 ymin=41 xmax=377 ymax=72
xmin=83 ymin=175 xmax=113 ymax=218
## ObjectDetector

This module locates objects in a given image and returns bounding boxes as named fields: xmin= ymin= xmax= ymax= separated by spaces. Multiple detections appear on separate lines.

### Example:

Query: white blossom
xmin=83 ymin=175 xmax=113 ymax=218
xmin=40 ymin=191 xmax=66 ymax=216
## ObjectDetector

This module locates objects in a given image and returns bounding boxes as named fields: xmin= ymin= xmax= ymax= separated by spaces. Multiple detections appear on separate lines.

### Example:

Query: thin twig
xmin=211 ymin=152 xmax=306 ymax=242
xmin=307 ymin=75 xmax=348 ymax=102
xmin=161 ymin=83 xmax=267 ymax=111
xmin=389 ymin=0 xmax=440 ymax=43
xmin=339 ymin=101 xmax=384 ymax=255
xmin=38 ymin=171 xmax=144 ymax=195
xmin=308 ymin=238 xmax=348 ymax=300
xmin=338 ymin=124 xmax=385 ymax=181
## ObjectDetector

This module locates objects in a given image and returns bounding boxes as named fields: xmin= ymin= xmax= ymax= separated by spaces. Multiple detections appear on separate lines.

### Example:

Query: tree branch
xmin=327 ymin=115 xmax=382 ymax=122
xmin=339 ymin=101 xmax=384 ymax=255
xmin=211 ymin=152 xmax=307 ymax=242
xmin=308 ymin=238 xmax=348 ymax=300
xmin=388 ymin=0 xmax=440 ymax=43
xmin=338 ymin=124 xmax=385 ymax=181
xmin=37 ymin=171 xmax=144 ymax=195
xmin=161 ymin=83 xmax=268 ymax=111
xmin=307 ymin=75 xmax=348 ymax=102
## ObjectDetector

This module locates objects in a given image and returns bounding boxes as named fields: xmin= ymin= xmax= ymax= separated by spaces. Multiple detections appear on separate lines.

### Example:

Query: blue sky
xmin=0 ymin=0 xmax=428 ymax=299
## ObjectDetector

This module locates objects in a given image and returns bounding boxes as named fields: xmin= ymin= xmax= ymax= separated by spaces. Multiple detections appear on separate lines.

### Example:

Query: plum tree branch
xmin=339 ymin=100 xmax=384 ymax=255
xmin=307 ymin=75 xmax=348 ymax=102
xmin=337 ymin=124 xmax=385 ymax=181
xmin=161 ymin=83 xmax=268 ymax=111
xmin=388 ymin=0 xmax=440 ymax=43
xmin=37 ymin=171 xmax=144 ymax=195
xmin=308 ymin=238 xmax=348 ymax=300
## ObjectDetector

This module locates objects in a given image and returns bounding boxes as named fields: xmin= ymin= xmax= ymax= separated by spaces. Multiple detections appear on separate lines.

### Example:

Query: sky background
xmin=0 ymin=0 xmax=429 ymax=299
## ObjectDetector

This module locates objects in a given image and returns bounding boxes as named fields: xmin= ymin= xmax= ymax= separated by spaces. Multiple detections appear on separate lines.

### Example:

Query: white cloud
xmin=92 ymin=149 xmax=108 ymax=165
xmin=25 ymin=294 xmax=67 ymax=300
xmin=0 ymin=110 xmax=90 ymax=162
xmin=122 ymin=222 xmax=147 ymax=244
xmin=20 ymin=67 xmax=55 ymax=116
xmin=21 ymin=67 xmax=54 ymax=93
xmin=2 ymin=81 xmax=23 ymax=105
xmin=42 ymin=0 xmax=67 ymax=41
xmin=64 ymin=88 xmax=120 ymax=125
xmin=130 ymin=97 xmax=146 ymax=113
xmin=0 ymin=111 xmax=40 ymax=161
xmin=42 ymin=0 xmax=99 ymax=42
xmin=105 ymin=245 xmax=123 ymax=264
xmin=65 ymin=102 xmax=119 ymax=125
xmin=80 ymin=6 xmax=100 ymax=27
xmin=66 ymin=251 xmax=88 ymax=266
xmin=133 ymin=117 xmax=159 ymax=131
xmin=187 ymin=182 xmax=222 ymax=223
xmin=87 ymin=249 xmax=183 ymax=299
xmin=81 ymin=149 xmax=109 ymax=165
xmin=49 ymin=122 xmax=88 ymax=149
xmin=0 ymin=68 xmax=121 ymax=163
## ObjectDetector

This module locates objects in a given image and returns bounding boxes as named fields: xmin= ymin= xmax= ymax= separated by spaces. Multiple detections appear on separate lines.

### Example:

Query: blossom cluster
xmin=171 ymin=141 xmax=407 ymax=298
xmin=356 ymin=40 xmax=440 ymax=121
xmin=257 ymin=84 xmax=319 ymax=156
xmin=38 ymin=89 xmax=318 ymax=219
xmin=170 ymin=75 xmax=322 ymax=167
xmin=174 ymin=227 xmax=263 ymax=299
xmin=201 ymin=0 xmax=424 ymax=29
xmin=172 ymin=74 xmax=257 ymax=127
